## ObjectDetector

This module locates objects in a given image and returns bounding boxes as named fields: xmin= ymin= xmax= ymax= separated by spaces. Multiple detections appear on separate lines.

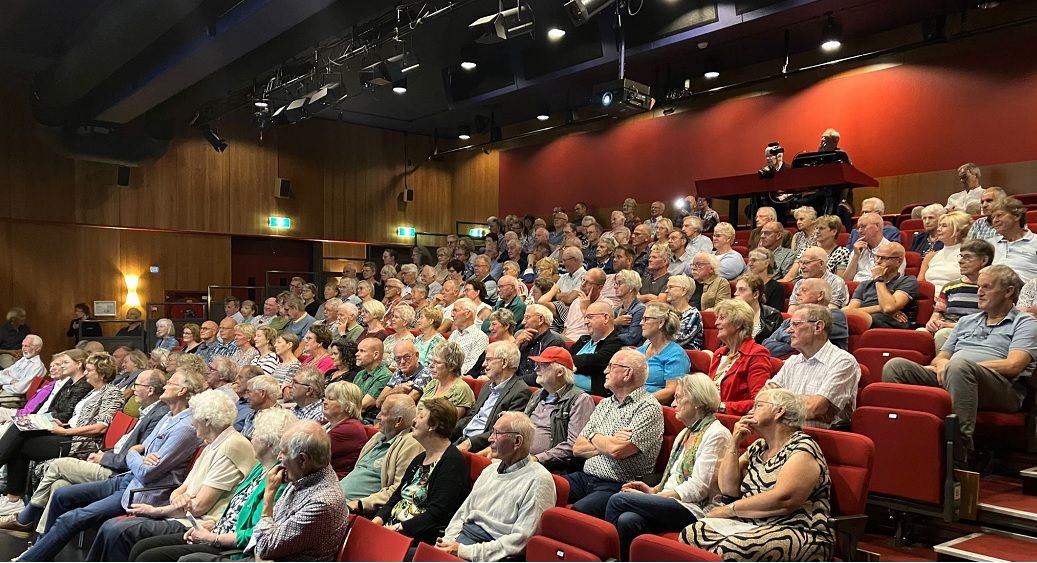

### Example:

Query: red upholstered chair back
xmin=734 ymin=230 xmax=751 ymax=245
xmin=904 ymin=252 xmax=922 ymax=277
xmin=525 ymin=507 xmax=620 ymax=562
xmin=900 ymin=218 xmax=923 ymax=230
xmin=853 ymin=348 xmax=927 ymax=397
xmin=845 ymin=310 xmax=869 ymax=352
xmin=462 ymin=376 xmax=484 ymax=398
xmin=338 ymin=515 xmax=412 ymax=561
xmin=837 ymin=233 xmax=850 ymax=246
xmin=629 ymin=535 xmax=723 ymax=562
xmin=24 ymin=376 xmax=50 ymax=402
xmin=656 ymin=406 xmax=682 ymax=473
xmin=858 ymin=329 xmax=936 ymax=361
xmin=686 ymin=349 xmax=711 ymax=374
xmin=103 ymin=412 xmax=138 ymax=450
xmin=412 ymin=542 xmax=465 ymax=562
xmin=364 ymin=425 xmax=380 ymax=440
xmin=802 ymin=426 xmax=875 ymax=516
xmin=462 ymin=450 xmax=492 ymax=486
xmin=551 ymin=474 xmax=570 ymax=507
xmin=852 ymin=382 xmax=953 ymax=506
xmin=914 ymin=280 xmax=936 ymax=326
xmin=768 ymin=357 xmax=784 ymax=376
xmin=700 ymin=311 xmax=719 ymax=351
xmin=733 ymin=246 xmax=749 ymax=259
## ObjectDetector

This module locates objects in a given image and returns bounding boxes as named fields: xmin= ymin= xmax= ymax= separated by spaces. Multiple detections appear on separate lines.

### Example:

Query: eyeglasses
xmin=604 ymin=362 xmax=633 ymax=372
xmin=393 ymin=354 xmax=414 ymax=363
xmin=789 ymin=319 xmax=820 ymax=328
xmin=291 ymin=380 xmax=312 ymax=388
xmin=491 ymin=429 xmax=521 ymax=438
xmin=584 ymin=313 xmax=610 ymax=319
xmin=752 ymin=400 xmax=778 ymax=410
xmin=873 ymin=255 xmax=901 ymax=262
xmin=798 ymin=258 xmax=823 ymax=265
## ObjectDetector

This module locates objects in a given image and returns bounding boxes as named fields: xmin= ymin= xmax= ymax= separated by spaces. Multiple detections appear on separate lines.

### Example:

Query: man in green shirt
xmin=354 ymin=337 xmax=392 ymax=423
xmin=342 ymin=394 xmax=423 ymax=516
xmin=483 ymin=275 xmax=527 ymax=334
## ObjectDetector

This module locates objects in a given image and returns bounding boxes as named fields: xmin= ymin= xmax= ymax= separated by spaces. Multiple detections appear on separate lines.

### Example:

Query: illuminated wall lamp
xmin=125 ymin=274 xmax=141 ymax=308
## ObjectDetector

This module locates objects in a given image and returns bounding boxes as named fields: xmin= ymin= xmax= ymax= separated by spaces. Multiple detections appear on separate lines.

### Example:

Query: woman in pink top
xmin=300 ymin=325 xmax=336 ymax=375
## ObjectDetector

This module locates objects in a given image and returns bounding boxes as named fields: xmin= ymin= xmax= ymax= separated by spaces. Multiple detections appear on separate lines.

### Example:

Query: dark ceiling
xmin=2 ymin=0 xmax=1034 ymax=148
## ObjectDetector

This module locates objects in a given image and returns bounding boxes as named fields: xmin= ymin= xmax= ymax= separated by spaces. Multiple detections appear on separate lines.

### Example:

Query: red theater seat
xmin=853 ymin=349 xmax=926 ymax=396
xmin=552 ymin=474 xmax=570 ymax=507
xmin=852 ymin=383 xmax=958 ymax=527
xmin=103 ymin=412 xmax=138 ymax=450
xmin=857 ymin=329 xmax=936 ymax=360
xmin=802 ymin=426 xmax=875 ymax=560
xmin=338 ymin=516 xmax=412 ymax=561
xmin=914 ymin=281 xmax=936 ymax=326
xmin=525 ymin=507 xmax=621 ymax=562
xmin=900 ymin=218 xmax=923 ymax=230
xmin=656 ymin=406 xmax=682 ymax=474
xmin=462 ymin=450 xmax=492 ymax=486
xmin=686 ymin=349 xmax=711 ymax=374
xmin=462 ymin=376 xmax=484 ymax=398
xmin=845 ymin=312 xmax=869 ymax=352
xmin=904 ymin=251 xmax=922 ymax=277
xmin=412 ymin=542 xmax=464 ymax=562
xmin=629 ymin=535 xmax=722 ymax=562
xmin=700 ymin=311 xmax=719 ymax=351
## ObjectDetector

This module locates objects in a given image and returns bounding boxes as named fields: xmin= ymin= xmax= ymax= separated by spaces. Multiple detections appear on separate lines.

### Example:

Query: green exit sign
xmin=268 ymin=216 xmax=292 ymax=229
xmin=396 ymin=226 xmax=416 ymax=237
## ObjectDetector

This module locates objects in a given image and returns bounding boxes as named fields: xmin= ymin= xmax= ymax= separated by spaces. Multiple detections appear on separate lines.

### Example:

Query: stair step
xmin=979 ymin=476 xmax=1037 ymax=522
xmin=1020 ymin=467 xmax=1037 ymax=496
xmin=934 ymin=530 xmax=1037 ymax=561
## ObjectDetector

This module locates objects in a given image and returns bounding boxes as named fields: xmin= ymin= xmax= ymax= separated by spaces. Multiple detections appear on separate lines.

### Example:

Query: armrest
xmin=127 ymin=484 xmax=178 ymax=507
xmin=830 ymin=514 xmax=868 ymax=561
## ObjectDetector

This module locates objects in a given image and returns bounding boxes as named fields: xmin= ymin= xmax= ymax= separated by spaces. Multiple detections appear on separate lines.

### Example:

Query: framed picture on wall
xmin=94 ymin=301 xmax=117 ymax=317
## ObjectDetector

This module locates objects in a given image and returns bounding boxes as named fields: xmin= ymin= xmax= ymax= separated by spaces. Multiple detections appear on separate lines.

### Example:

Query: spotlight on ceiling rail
xmin=470 ymin=2 xmax=535 ymax=44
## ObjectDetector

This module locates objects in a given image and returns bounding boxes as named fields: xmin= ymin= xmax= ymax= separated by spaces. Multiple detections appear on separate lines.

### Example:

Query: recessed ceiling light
xmin=821 ymin=39 xmax=841 ymax=51
xmin=977 ymin=1 xmax=999 ymax=8
xmin=537 ymin=113 xmax=550 ymax=121
xmin=461 ymin=61 xmax=477 ymax=70
xmin=547 ymin=27 xmax=566 ymax=41
xmin=704 ymin=71 xmax=720 ymax=79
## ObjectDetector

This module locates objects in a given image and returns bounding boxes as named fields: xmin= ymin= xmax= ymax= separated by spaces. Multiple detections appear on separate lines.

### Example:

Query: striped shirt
xmin=936 ymin=279 xmax=980 ymax=321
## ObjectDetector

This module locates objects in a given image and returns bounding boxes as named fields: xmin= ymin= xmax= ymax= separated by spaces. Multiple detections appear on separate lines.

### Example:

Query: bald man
xmin=843 ymin=242 xmax=919 ymax=329
xmin=843 ymin=212 xmax=906 ymax=282
xmin=483 ymin=275 xmax=526 ymax=334
xmin=789 ymin=247 xmax=849 ymax=308
xmin=571 ymin=302 xmax=625 ymax=396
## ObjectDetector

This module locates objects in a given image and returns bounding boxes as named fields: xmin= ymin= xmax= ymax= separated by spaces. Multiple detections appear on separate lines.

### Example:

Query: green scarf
xmin=660 ymin=414 xmax=716 ymax=487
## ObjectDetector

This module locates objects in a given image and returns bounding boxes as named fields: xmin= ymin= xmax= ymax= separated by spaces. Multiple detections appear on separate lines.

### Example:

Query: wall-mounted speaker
xmin=401 ymin=188 xmax=415 ymax=202
xmin=275 ymin=178 xmax=291 ymax=199
xmin=117 ymin=166 xmax=130 ymax=187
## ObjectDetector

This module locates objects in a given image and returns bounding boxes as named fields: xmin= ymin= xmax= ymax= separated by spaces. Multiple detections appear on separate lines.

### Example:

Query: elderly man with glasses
xmin=564 ymin=349 xmax=663 ymax=519
xmin=788 ymin=247 xmax=849 ymax=309
xmin=843 ymin=242 xmax=919 ymax=329
xmin=452 ymin=341 xmax=532 ymax=453
xmin=766 ymin=304 xmax=860 ymax=428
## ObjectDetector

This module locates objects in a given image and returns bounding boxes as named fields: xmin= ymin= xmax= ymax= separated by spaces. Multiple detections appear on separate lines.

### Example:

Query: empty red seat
xmin=629 ymin=535 xmax=722 ymax=561
xmin=854 ymin=348 xmax=927 ymax=391
xmin=857 ymin=329 xmax=936 ymax=361
xmin=733 ymin=245 xmax=749 ymax=258
xmin=900 ymin=218 xmax=924 ymax=230
xmin=551 ymin=474 xmax=570 ymax=507
xmin=837 ymin=232 xmax=850 ymax=246
xmin=851 ymin=383 xmax=957 ymax=522
xmin=914 ymin=280 xmax=936 ymax=326
xmin=526 ymin=507 xmax=620 ymax=562
xmin=656 ymin=406 xmax=682 ymax=473
xmin=845 ymin=312 xmax=869 ymax=352
xmin=338 ymin=515 xmax=412 ymax=561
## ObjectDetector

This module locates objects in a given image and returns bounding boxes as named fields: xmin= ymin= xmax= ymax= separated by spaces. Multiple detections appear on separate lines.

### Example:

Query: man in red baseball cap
xmin=522 ymin=347 xmax=595 ymax=473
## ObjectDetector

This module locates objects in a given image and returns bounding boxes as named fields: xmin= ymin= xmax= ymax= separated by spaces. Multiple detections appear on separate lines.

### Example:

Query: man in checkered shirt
xmin=564 ymin=348 xmax=664 ymax=518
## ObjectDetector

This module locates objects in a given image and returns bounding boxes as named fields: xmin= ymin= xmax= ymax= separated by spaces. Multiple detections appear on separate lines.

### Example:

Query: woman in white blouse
xmin=919 ymin=211 xmax=973 ymax=295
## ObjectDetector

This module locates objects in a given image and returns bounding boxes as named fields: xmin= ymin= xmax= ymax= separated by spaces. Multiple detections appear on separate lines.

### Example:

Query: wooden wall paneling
xmin=276 ymin=121 xmax=329 ymax=240
xmin=872 ymin=159 xmax=1037 ymax=216
xmin=448 ymin=150 xmax=499 ymax=225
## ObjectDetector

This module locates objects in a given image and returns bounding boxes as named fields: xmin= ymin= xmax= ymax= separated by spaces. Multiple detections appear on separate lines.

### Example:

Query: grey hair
xmin=668 ymin=274 xmax=695 ymax=294
xmin=282 ymin=420 xmax=332 ymax=469
xmin=756 ymin=387 xmax=807 ymax=428
xmin=176 ymin=353 xmax=207 ymax=377
xmin=157 ymin=318 xmax=174 ymax=332
xmin=452 ymin=297 xmax=477 ymax=317
xmin=798 ymin=278 xmax=833 ymax=306
xmin=294 ymin=366 xmax=325 ymax=399
xmin=644 ymin=302 xmax=680 ymax=339
xmin=981 ymin=264 xmax=1024 ymax=302
xmin=488 ymin=308 xmax=517 ymax=335
xmin=248 ymin=374 xmax=280 ymax=399
xmin=650 ymin=243 xmax=672 ymax=261
xmin=212 ymin=357 xmax=237 ymax=384
xmin=188 ymin=389 xmax=238 ymax=432
xmin=325 ymin=381 xmax=362 ymax=420
xmin=677 ymin=372 xmax=721 ymax=414
xmin=362 ymin=299 xmax=386 ymax=319
xmin=684 ymin=216 xmax=703 ymax=232
xmin=525 ymin=303 xmax=554 ymax=327
xmin=486 ymin=340 xmax=520 ymax=370
xmin=434 ymin=341 xmax=466 ymax=375
xmin=498 ymin=411 xmax=535 ymax=447
xmin=251 ymin=408 xmax=299 ymax=455
xmin=615 ymin=348 xmax=649 ymax=386
xmin=712 ymin=299 xmax=754 ymax=342
xmin=393 ymin=304 xmax=416 ymax=326
xmin=793 ymin=206 xmax=817 ymax=221
xmin=694 ymin=252 xmax=721 ymax=273
xmin=615 ymin=269 xmax=643 ymax=293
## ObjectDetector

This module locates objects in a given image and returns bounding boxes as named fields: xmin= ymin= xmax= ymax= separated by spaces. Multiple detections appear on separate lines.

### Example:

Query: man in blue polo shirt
xmin=883 ymin=264 xmax=1037 ymax=467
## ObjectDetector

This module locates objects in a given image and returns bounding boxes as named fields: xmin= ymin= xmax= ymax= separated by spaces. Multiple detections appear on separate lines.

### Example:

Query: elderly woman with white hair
xmin=911 ymin=203 xmax=947 ymax=258
xmin=712 ymin=222 xmax=747 ymax=281
xmin=790 ymin=206 xmax=819 ymax=256
xmin=154 ymin=319 xmax=178 ymax=351
xmin=665 ymin=275 xmax=704 ymax=350
xmin=606 ymin=373 xmax=732 ymax=560
xmin=682 ymin=388 xmax=835 ymax=562
xmin=420 ymin=341 xmax=475 ymax=419
xmin=128 ymin=408 xmax=298 ymax=561
xmin=323 ymin=381 xmax=367 ymax=478
xmin=613 ymin=269 xmax=646 ymax=346
xmin=87 ymin=389 xmax=257 ymax=561
xmin=383 ymin=304 xmax=417 ymax=371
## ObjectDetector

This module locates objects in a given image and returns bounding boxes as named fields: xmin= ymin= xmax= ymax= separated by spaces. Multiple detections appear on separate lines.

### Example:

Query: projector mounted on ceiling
xmin=594 ymin=78 xmax=655 ymax=117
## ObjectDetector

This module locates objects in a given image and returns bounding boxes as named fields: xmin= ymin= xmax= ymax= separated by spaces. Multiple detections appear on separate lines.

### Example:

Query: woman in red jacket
xmin=707 ymin=299 xmax=772 ymax=415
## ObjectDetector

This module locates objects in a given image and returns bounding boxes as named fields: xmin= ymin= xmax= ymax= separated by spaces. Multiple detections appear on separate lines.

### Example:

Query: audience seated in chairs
xmin=757 ymin=221 xmax=797 ymax=279
xmin=612 ymin=269 xmax=646 ymax=347
xmin=924 ymin=238 xmax=993 ymax=350
xmin=127 ymin=408 xmax=297 ymax=561
xmin=844 ymin=212 xmax=906 ymax=283
xmin=682 ymin=216 xmax=714 ymax=261
xmin=843 ymin=242 xmax=919 ymax=329
xmin=919 ymin=210 xmax=972 ymax=295
xmin=682 ymin=388 xmax=835 ymax=561
xmin=436 ymin=412 xmax=556 ymax=562
xmin=637 ymin=302 xmax=691 ymax=406
xmin=710 ymin=300 xmax=772 ymax=417
xmin=515 ymin=304 xmax=568 ymax=387
xmin=884 ymin=264 xmax=1037 ymax=469
xmin=747 ymin=207 xmax=792 ymax=251
xmin=518 ymin=347 xmax=595 ymax=473
xmin=84 ymin=389 xmax=256 ymax=561
xmin=453 ymin=341 xmax=532 ymax=453
xmin=638 ymin=243 xmax=672 ymax=301
xmin=566 ymin=348 xmax=664 ymax=519
xmin=790 ymin=206 xmax=819 ymax=256
xmin=354 ymin=337 xmax=393 ymax=423
xmin=343 ymin=395 xmax=424 ymax=518
xmin=446 ymin=298 xmax=490 ymax=376
xmin=664 ymin=275 xmax=704 ymax=350
xmin=789 ymin=246 xmax=850 ymax=309
xmin=733 ymin=274 xmax=784 ymax=345
xmin=911 ymin=203 xmax=947 ymax=258
xmin=0 ymin=369 xmax=168 ymax=537
xmin=690 ymin=253 xmax=731 ymax=311
xmin=605 ymin=373 xmax=731 ymax=560
xmin=374 ymin=397 xmax=469 ymax=545
xmin=712 ymin=223 xmax=747 ymax=281
xmin=846 ymin=197 xmax=902 ymax=248
xmin=783 ymin=215 xmax=851 ymax=281
xmin=767 ymin=304 xmax=861 ymax=429
xmin=763 ymin=279 xmax=849 ymax=357
xmin=287 ymin=366 xmax=326 ymax=423
xmin=966 ymin=186 xmax=1005 ymax=241
xmin=10 ymin=368 xmax=205 ymax=562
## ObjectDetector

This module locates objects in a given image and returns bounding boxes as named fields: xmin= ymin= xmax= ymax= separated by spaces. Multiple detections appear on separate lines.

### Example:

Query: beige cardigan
xmin=355 ymin=429 xmax=425 ymax=514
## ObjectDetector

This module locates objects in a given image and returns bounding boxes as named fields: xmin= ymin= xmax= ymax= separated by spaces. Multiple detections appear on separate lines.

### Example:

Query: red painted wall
xmin=499 ymin=30 xmax=1037 ymax=215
